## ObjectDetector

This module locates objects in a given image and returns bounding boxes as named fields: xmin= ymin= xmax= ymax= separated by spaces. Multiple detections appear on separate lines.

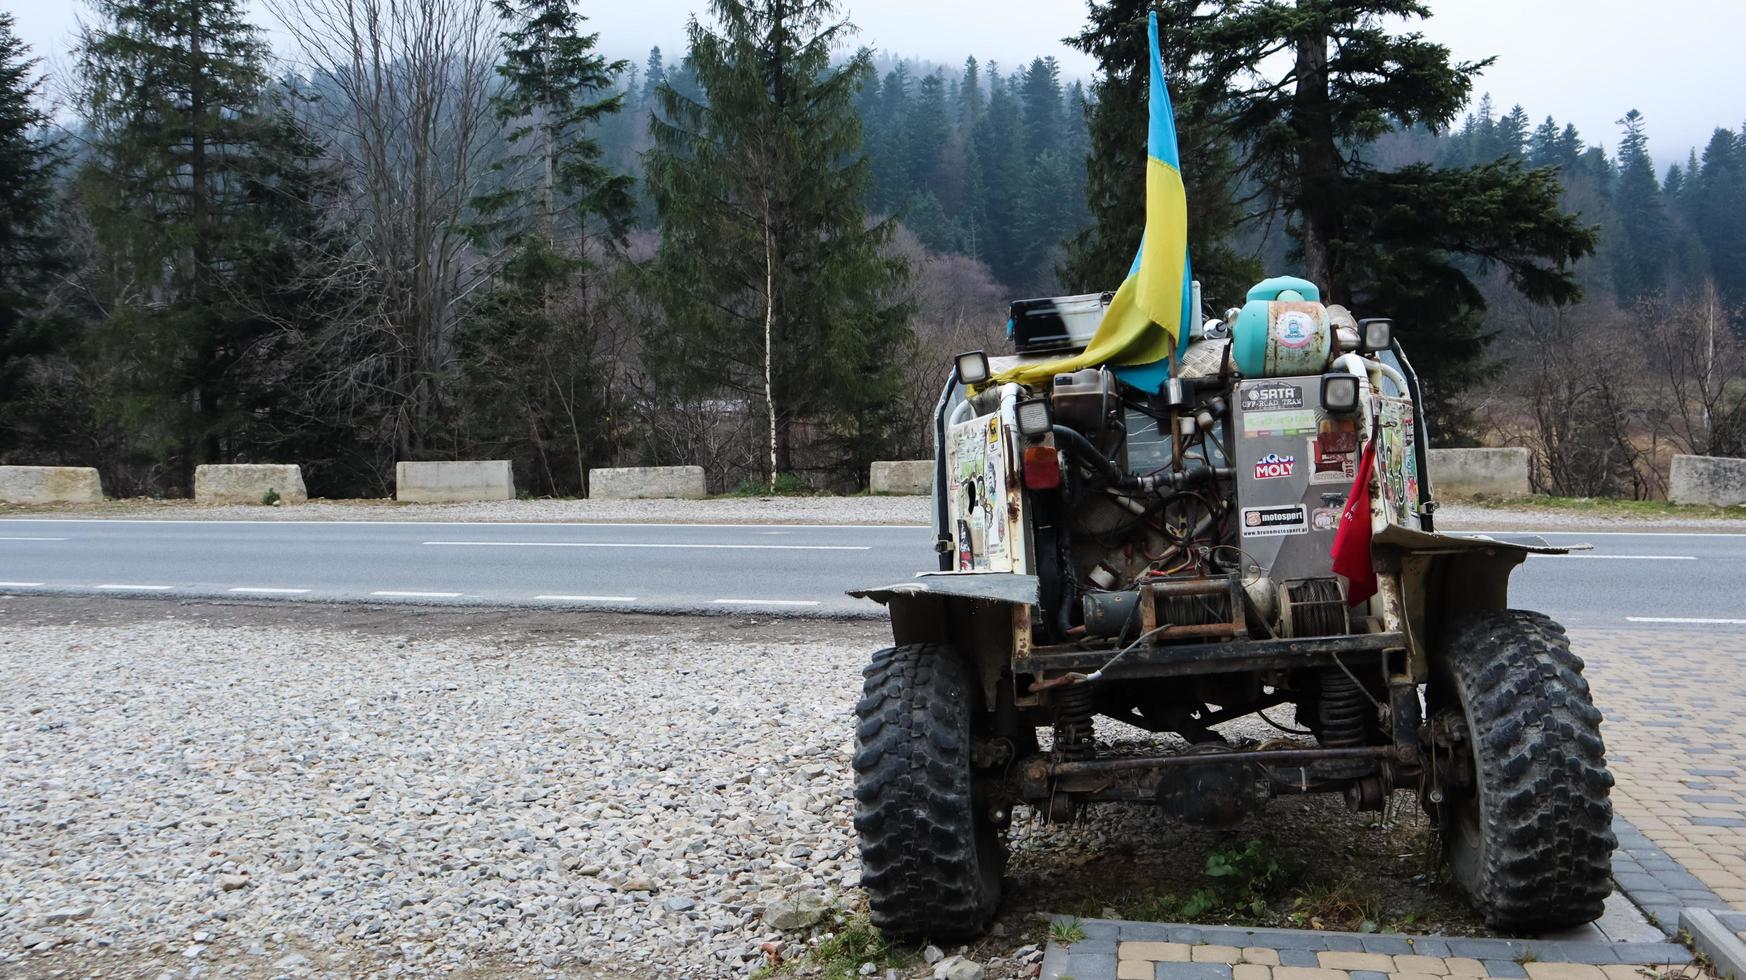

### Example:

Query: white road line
xmin=370 ymin=590 xmax=463 ymax=598
xmin=711 ymin=598 xmax=821 ymax=607
xmin=0 ymin=581 xmax=44 ymax=587
xmin=1548 ymin=554 xmax=1697 ymax=561
xmin=1626 ymin=616 xmax=1746 ymax=625
xmin=227 ymin=587 xmax=311 ymax=595
xmin=96 ymin=584 xmax=174 ymax=591
xmin=535 ymin=594 xmax=638 ymax=602
xmin=0 ymin=535 xmax=66 ymax=541
xmin=1465 ymin=529 xmax=1746 ymax=539
xmin=422 ymin=540 xmax=870 ymax=551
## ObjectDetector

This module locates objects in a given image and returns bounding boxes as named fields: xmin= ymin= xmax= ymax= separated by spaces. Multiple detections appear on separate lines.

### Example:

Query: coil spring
xmin=1319 ymin=667 xmax=1368 ymax=748
xmin=1054 ymin=683 xmax=1096 ymax=759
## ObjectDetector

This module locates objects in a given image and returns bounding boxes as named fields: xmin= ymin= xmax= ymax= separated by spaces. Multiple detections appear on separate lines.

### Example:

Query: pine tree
xmin=1692 ymin=129 xmax=1746 ymax=306
xmin=959 ymin=56 xmax=983 ymax=131
xmin=1058 ymin=0 xmax=1256 ymax=307
xmin=1204 ymin=0 xmax=1590 ymax=430
xmin=461 ymin=0 xmax=634 ymax=495
xmin=972 ymin=65 xmax=1026 ymax=285
xmin=73 ymin=0 xmax=333 ymax=478
xmin=1019 ymin=57 xmax=1062 ymax=161
xmin=643 ymin=0 xmax=911 ymax=485
xmin=1612 ymin=109 xmax=1671 ymax=304
xmin=0 ymin=14 xmax=64 ymax=457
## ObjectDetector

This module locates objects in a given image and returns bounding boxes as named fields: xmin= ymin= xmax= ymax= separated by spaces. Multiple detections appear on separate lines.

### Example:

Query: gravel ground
xmin=6 ymin=494 xmax=1742 ymax=531
xmin=0 ymin=598 xmax=1493 ymax=980
xmin=0 ymin=605 xmax=884 ymax=978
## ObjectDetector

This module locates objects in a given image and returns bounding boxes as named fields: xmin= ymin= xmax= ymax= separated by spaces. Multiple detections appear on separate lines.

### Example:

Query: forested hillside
xmin=0 ymin=0 xmax=1742 ymax=500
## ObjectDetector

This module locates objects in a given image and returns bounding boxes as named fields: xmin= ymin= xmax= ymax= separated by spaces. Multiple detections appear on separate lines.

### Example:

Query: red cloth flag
xmin=1331 ymin=439 xmax=1379 ymax=606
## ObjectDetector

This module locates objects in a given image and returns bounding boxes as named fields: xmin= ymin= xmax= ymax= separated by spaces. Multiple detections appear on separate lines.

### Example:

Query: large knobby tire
xmin=852 ymin=643 xmax=1001 ymax=940
xmin=1435 ymin=610 xmax=1616 ymax=932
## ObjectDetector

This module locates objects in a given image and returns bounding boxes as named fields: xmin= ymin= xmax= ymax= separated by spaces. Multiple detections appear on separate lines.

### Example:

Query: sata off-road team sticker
xmin=1240 ymin=504 xmax=1308 ymax=537
xmin=1239 ymin=381 xmax=1303 ymax=412
xmin=1253 ymin=452 xmax=1296 ymax=480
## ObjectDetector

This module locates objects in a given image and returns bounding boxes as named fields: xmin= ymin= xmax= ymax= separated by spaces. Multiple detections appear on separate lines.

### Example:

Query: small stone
xmin=42 ymin=907 xmax=94 ymax=925
xmin=665 ymin=896 xmax=696 ymax=912
xmin=619 ymin=878 xmax=656 ymax=893
xmin=274 ymin=952 xmax=311 ymax=969
xmin=217 ymin=874 xmax=250 ymax=891
xmin=764 ymin=892 xmax=828 ymax=930
xmin=933 ymin=954 xmax=984 ymax=980
xmin=860 ymin=963 xmax=878 ymax=976
xmin=924 ymin=944 xmax=946 ymax=964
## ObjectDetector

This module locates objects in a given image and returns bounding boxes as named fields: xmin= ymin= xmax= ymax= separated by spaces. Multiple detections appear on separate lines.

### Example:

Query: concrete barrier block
xmin=395 ymin=460 xmax=515 ymax=503
xmin=1669 ymin=454 xmax=1746 ymax=507
xmin=870 ymin=460 xmax=934 ymax=495
xmin=1428 ymin=447 xmax=1532 ymax=498
xmin=194 ymin=464 xmax=308 ymax=505
xmin=0 ymin=466 xmax=104 ymax=504
xmin=589 ymin=466 xmax=707 ymax=500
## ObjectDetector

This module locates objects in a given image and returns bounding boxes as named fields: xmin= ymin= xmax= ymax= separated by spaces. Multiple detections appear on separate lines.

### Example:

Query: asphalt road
xmin=1 ymin=517 xmax=1743 ymax=627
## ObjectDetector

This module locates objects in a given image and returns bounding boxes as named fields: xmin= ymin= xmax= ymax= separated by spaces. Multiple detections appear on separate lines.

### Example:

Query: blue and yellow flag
xmin=995 ymin=11 xmax=1192 ymax=389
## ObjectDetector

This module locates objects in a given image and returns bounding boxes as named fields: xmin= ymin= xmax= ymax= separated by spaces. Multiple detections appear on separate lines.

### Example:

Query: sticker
xmin=1274 ymin=310 xmax=1318 ymax=349
xmin=1309 ymin=436 xmax=1358 ymax=485
xmin=1253 ymin=453 xmax=1296 ymax=480
xmin=1242 ymin=408 xmax=1317 ymax=437
xmin=1240 ymin=504 xmax=1308 ymax=537
xmin=1240 ymin=381 xmax=1304 ymax=412
xmin=1311 ymin=506 xmax=1342 ymax=532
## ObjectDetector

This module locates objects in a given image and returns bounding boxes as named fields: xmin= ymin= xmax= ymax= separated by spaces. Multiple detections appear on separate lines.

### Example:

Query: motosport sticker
xmin=1240 ymin=381 xmax=1304 ymax=411
xmin=1241 ymin=504 xmax=1308 ymax=537
xmin=1253 ymin=453 xmax=1296 ymax=480
xmin=1242 ymin=408 xmax=1317 ymax=437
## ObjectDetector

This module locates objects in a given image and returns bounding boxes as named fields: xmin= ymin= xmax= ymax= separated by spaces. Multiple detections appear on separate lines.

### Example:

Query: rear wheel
xmin=852 ymin=643 xmax=1002 ymax=939
xmin=1431 ymin=610 xmax=1616 ymax=931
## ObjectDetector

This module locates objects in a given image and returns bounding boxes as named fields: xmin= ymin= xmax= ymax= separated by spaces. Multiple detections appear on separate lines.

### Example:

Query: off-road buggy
xmin=850 ymin=276 xmax=1615 ymax=939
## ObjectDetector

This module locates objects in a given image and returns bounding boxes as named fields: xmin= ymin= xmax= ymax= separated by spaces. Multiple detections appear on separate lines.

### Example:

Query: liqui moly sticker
xmin=1253 ymin=453 xmax=1296 ymax=480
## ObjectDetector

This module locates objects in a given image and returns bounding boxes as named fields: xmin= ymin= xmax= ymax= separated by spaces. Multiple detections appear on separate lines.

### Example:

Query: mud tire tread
xmin=1441 ymin=609 xmax=1617 ymax=931
xmin=852 ymin=643 xmax=999 ymax=940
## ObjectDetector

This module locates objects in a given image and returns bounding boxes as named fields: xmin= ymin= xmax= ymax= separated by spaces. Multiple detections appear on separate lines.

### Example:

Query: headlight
xmin=1357 ymin=318 xmax=1392 ymax=353
xmin=1321 ymin=373 xmax=1360 ymax=414
xmin=955 ymin=350 xmax=991 ymax=386
xmin=1015 ymin=397 xmax=1053 ymax=436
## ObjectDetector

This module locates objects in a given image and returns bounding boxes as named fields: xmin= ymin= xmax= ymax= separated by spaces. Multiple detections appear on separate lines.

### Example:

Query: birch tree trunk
xmin=763 ymin=191 xmax=778 ymax=493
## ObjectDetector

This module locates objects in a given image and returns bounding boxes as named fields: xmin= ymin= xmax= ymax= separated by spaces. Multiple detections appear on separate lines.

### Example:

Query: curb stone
xmin=1609 ymin=814 xmax=1737 ymax=936
xmin=1680 ymin=910 xmax=1746 ymax=980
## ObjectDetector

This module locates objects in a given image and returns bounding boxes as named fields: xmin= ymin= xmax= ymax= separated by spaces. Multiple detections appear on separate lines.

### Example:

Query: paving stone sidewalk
xmin=1039 ymin=922 xmax=1704 ymax=980
xmin=1580 ymin=629 xmax=1746 ymax=914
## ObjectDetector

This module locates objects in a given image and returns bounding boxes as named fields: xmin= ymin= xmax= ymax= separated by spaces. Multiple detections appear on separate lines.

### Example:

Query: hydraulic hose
xmin=1051 ymin=425 xmax=1221 ymax=492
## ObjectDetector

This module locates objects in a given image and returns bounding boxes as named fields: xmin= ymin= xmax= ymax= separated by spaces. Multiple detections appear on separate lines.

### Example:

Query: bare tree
xmin=265 ymin=0 xmax=502 ymax=460
xmin=1643 ymin=282 xmax=1746 ymax=459
xmin=887 ymin=226 xmax=1008 ymax=455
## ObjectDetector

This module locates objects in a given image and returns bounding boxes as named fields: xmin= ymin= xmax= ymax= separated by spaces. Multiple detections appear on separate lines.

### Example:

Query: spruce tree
xmin=1612 ymin=109 xmax=1671 ymax=304
xmin=1144 ymin=0 xmax=1595 ymax=432
xmin=0 ymin=14 xmax=63 ymax=456
xmin=1058 ymin=0 xmax=1256 ymax=307
xmin=461 ymin=0 xmax=634 ymax=495
xmin=643 ymin=0 xmax=910 ymax=485
xmin=73 ymin=0 xmax=332 ymax=478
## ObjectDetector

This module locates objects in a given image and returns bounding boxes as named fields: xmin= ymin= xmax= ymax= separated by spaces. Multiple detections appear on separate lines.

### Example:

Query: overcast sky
xmin=12 ymin=0 xmax=1737 ymax=169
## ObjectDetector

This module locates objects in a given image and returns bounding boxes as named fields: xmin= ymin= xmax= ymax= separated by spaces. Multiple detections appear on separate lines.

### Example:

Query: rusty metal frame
xmin=1014 ymin=631 xmax=1405 ymax=681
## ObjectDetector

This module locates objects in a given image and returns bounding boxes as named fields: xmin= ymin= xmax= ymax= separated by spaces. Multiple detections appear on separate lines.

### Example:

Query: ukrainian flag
xmin=995 ymin=10 xmax=1191 ymax=389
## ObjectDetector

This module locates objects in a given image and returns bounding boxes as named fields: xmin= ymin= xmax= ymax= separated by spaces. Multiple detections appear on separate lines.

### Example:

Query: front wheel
xmin=1430 ymin=610 xmax=1616 ymax=932
xmin=852 ymin=643 xmax=1002 ymax=940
